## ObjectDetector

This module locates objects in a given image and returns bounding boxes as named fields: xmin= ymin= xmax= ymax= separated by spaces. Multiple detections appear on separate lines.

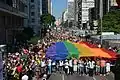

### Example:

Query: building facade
xmin=94 ymin=0 xmax=111 ymax=20
xmin=67 ymin=0 xmax=74 ymax=20
xmin=48 ymin=0 xmax=52 ymax=14
xmin=74 ymin=0 xmax=118 ymax=31
xmin=42 ymin=0 xmax=52 ymax=14
xmin=74 ymin=0 xmax=82 ymax=29
xmin=28 ymin=0 xmax=42 ymax=35
xmin=67 ymin=0 xmax=74 ymax=28
xmin=51 ymin=1 xmax=53 ymax=15
xmin=42 ymin=0 xmax=48 ymax=14
xmin=111 ymin=0 xmax=118 ymax=6
xmin=0 ymin=0 xmax=28 ymax=44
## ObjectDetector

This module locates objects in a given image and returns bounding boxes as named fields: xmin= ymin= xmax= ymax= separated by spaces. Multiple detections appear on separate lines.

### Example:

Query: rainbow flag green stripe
xmin=64 ymin=41 xmax=80 ymax=59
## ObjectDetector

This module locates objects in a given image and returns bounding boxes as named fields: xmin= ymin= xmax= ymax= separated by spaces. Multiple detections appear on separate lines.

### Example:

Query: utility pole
xmin=108 ymin=0 xmax=110 ymax=12
xmin=100 ymin=0 xmax=103 ymax=46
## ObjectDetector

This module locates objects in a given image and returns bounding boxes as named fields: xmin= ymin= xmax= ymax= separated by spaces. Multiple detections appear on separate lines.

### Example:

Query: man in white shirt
xmin=59 ymin=60 xmax=63 ymax=72
xmin=88 ymin=60 xmax=95 ymax=77
xmin=22 ymin=74 xmax=28 ymax=80
xmin=52 ymin=61 xmax=56 ymax=72
xmin=64 ymin=60 xmax=69 ymax=75
xmin=106 ymin=61 xmax=110 ymax=74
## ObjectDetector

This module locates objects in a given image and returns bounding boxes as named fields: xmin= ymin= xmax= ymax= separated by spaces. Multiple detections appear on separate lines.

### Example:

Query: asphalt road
xmin=48 ymin=72 xmax=114 ymax=80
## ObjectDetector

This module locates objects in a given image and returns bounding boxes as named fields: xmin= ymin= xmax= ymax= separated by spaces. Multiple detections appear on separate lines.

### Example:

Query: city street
xmin=48 ymin=72 xmax=114 ymax=80
xmin=1 ymin=0 xmax=120 ymax=80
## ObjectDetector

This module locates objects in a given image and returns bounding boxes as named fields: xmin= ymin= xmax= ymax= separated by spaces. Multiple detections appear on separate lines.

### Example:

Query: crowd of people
xmin=4 ymin=29 xmax=114 ymax=80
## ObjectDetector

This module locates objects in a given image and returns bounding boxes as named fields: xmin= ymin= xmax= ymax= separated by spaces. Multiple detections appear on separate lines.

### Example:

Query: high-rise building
xmin=42 ymin=0 xmax=48 ymax=14
xmin=111 ymin=0 xmax=118 ymax=6
xmin=90 ymin=0 xmax=116 ymax=30
xmin=74 ymin=0 xmax=83 ymax=29
xmin=28 ymin=0 xmax=42 ymax=35
xmin=48 ymin=0 xmax=52 ymax=14
xmin=94 ymin=0 xmax=111 ymax=20
xmin=63 ymin=10 xmax=69 ymax=22
xmin=42 ymin=0 xmax=52 ymax=14
xmin=0 ymin=0 xmax=28 ymax=44
xmin=74 ymin=0 xmax=78 ymax=27
xmin=51 ymin=1 xmax=53 ymax=15
xmin=67 ymin=0 xmax=74 ymax=28
xmin=67 ymin=0 xmax=74 ymax=20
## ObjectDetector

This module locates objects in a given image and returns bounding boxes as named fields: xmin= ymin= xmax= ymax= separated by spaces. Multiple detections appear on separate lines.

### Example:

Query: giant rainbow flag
xmin=46 ymin=41 xmax=116 ymax=60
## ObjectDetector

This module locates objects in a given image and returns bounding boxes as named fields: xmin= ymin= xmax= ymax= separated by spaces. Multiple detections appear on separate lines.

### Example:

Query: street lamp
xmin=100 ymin=0 xmax=103 ymax=46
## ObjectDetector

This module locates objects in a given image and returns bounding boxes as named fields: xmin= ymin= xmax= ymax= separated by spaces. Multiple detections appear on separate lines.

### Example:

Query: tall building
xmin=90 ymin=0 xmax=117 ymax=30
xmin=67 ymin=0 xmax=74 ymax=20
xmin=28 ymin=0 xmax=42 ymax=35
xmin=42 ymin=0 xmax=52 ymax=14
xmin=67 ymin=0 xmax=74 ymax=28
xmin=62 ymin=10 xmax=68 ymax=22
xmin=111 ymin=0 xmax=118 ymax=6
xmin=74 ymin=0 xmax=83 ymax=29
xmin=48 ymin=0 xmax=52 ymax=14
xmin=0 ymin=0 xmax=28 ymax=44
xmin=74 ymin=0 xmax=78 ymax=27
xmin=51 ymin=1 xmax=53 ymax=15
xmin=94 ymin=0 xmax=111 ymax=20
xmin=42 ymin=0 xmax=48 ymax=14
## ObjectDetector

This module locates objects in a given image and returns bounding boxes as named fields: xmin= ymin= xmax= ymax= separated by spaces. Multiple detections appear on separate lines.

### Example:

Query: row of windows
xmin=31 ymin=19 xmax=40 ymax=23
xmin=31 ymin=12 xmax=41 ymax=16
xmin=0 ymin=0 xmax=27 ymax=12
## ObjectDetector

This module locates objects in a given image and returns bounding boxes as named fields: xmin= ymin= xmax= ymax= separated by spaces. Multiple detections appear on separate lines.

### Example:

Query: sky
xmin=52 ymin=0 xmax=67 ymax=19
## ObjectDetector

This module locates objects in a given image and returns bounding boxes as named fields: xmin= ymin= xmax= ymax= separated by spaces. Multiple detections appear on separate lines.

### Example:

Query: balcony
xmin=0 ymin=1 xmax=27 ymax=18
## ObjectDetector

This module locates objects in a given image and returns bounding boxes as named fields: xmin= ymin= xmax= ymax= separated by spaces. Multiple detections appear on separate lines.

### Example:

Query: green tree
xmin=40 ymin=13 xmax=56 ymax=28
xmin=28 ymin=36 xmax=40 ymax=44
xmin=23 ymin=27 xmax=34 ymax=39
xmin=98 ymin=10 xmax=120 ymax=34
xmin=15 ymin=27 xmax=34 ymax=42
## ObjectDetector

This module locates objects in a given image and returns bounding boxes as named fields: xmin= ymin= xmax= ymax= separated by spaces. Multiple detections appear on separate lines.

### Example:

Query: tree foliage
xmin=23 ymin=27 xmax=34 ymax=39
xmin=40 ymin=13 xmax=56 ymax=27
xmin=15 ymin=27 xmax=34 ymax=42
xmin=98 ymin=10 xmax=120 ymax=34
xmin=28 ymin=36 xmax=40 ymax=44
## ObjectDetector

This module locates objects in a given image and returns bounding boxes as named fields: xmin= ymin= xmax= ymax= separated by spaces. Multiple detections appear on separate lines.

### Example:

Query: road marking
xmin=62 ymin=74 xmax=65 ymax=80
xmin=100 ymin=76 xmax=108 ymax=80
xmin=92 ymin=77 xmax=96 ymax=80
